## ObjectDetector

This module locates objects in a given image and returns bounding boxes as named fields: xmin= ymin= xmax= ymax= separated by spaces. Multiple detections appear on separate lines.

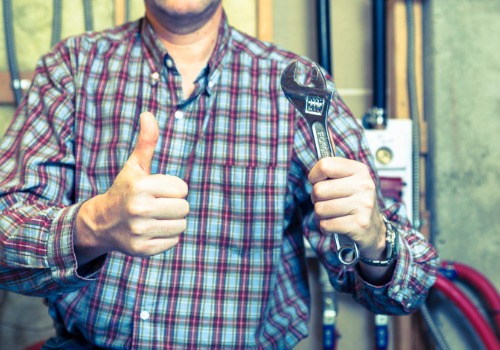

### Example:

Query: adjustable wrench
xmin=281 ymin=60 xmax=359 ymax=266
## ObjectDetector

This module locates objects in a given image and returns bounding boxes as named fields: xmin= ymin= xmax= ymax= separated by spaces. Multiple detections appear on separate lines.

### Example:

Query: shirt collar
xmin=140 ymin=11 xmax=232 ymax=92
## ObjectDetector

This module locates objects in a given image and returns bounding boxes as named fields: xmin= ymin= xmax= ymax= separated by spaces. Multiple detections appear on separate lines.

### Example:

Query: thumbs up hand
xmin=75 ymin=112 xmax=189 ymax=264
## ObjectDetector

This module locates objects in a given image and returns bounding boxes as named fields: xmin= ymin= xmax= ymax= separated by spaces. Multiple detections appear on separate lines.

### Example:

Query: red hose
xmin=443 ymin=261 xmax=500 ymax=335
xmin=434 ymin=275 xmax=500 ymax=350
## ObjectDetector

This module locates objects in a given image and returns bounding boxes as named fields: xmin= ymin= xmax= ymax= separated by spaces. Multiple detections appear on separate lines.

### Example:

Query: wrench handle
xmin=311 ymin=121 xmax=360 ymax=266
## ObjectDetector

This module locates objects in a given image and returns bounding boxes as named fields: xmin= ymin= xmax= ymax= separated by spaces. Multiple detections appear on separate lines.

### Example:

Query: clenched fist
xmin=75 ymin=112 xmax=189 ymax=264
xmin=308 ymin=157 xmax=386 ymax=258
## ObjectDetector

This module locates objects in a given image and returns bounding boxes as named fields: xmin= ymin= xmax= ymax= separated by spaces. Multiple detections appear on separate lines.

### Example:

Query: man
xmin=0 ymin=0 xmax=438 ymax=348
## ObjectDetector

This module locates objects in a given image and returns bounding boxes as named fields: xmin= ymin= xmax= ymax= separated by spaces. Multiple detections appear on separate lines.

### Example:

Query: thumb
xmin=128 ymin=112 xmax=159 ymax=173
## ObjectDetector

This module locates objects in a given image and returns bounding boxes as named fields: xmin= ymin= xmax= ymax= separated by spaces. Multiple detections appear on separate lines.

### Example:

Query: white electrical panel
xmin=363 ymin=119 xmax=414 ymax=222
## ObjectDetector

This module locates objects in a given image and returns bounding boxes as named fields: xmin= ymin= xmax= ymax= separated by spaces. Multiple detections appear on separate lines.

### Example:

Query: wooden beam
xmin=387 ymin=0 xmax=409 ymax=119
xmin=257 ymin=0 xmax=273 ymax=42
xmin=414 ymin=1 xmax=424 ymax=126
xmin=387 ymin=0 xmax=424 ymax=122
xmin=114 ymin=0 xmax=126 ymax=26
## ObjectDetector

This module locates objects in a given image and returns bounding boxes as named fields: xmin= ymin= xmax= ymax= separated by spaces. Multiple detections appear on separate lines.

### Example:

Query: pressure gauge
xmin=375 ymin=147 xmax=393 ymax=165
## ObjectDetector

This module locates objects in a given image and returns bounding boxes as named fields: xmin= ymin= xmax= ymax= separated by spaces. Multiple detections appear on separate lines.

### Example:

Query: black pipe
xmin=316 ymin=0 xmax=332 ymax=75
xmin=363 ymin=0 xmax=387 ymax=129
xmin=373 ymin=0 xmax=386 ymax=111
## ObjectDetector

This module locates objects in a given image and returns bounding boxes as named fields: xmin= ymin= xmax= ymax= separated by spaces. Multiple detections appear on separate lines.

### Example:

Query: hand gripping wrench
xmin=281 ymin=60 xmax=359 ymax=266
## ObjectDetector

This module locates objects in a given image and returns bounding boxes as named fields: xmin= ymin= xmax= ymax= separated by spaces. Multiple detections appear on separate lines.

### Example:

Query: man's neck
xmin=147 ymin=7 xmax=222 ymax=98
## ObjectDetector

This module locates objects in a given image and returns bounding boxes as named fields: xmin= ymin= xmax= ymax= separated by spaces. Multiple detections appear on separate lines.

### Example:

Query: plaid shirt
xmin=0 ymin=14 xmax=438 ymax=349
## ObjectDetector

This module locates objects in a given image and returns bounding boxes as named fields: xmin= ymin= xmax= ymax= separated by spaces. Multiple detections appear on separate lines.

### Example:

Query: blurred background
xmin=0 ymin=0 xmax=499 ymax=349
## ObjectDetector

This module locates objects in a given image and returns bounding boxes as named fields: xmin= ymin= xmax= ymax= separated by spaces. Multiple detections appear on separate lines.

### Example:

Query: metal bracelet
xmin=359 ymin=215 xmax=399 ymax=267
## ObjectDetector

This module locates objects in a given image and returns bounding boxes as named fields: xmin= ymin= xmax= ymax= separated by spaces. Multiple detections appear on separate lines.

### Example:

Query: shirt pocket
xmin=190 ymin=162 xmax=287 ymax=254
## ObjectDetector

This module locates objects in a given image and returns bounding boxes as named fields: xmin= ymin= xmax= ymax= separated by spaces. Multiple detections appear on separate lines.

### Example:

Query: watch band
xmin=359 ymin=215 xmax=399 ymax=267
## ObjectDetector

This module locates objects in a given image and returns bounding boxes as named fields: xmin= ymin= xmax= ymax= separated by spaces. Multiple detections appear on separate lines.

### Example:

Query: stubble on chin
xmin=145 ymin=0 xmax=222 ymax=35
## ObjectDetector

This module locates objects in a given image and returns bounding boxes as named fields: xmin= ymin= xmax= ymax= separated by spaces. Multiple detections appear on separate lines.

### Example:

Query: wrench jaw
xmin=280 ymin=60 xmax=327 ymax=91
xmin=280 ymin=60 xmax=334 ymax=126
xmin=309 ymin=62 xmax=328 ymax=89
xmin=280 ymin=61 xmax=306 ymax=114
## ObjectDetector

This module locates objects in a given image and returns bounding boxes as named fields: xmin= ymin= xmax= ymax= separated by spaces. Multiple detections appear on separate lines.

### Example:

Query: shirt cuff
xmin=48 ymin=203 xmax=105 ymax=289
xmin=353 ymin=234 xmax=418 ymax=313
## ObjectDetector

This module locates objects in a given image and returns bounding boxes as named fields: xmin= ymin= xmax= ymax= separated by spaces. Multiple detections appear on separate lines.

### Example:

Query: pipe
xmin=125 ymin=0 xmax=131 ymax=22
xmin=2 ymin=0 xmax=23 ymax=105
xmin=420 ymin=304 xmax=451 ymax=350
xmin=372 ymin=0 xmax=386 ymax=112
xmin=405 ymin=0 xmax=422 ymax=228
xmin=362 ymin=0 xmax=387 ymax=129
xmin=320 ymin=265 xmax=338 ymax=350
xmin=316 ymin=0 xmax=332 ymax=74
xmin=83 ymin=0 xmax=94 ymax=32
xmin=440 ymin=261 xmax=500 ymax=336
xmin=374 ymin=314 xmax=389 ymax=350
xmin=51 ymin=0 xmax=63 ymax=47
xmin=433 ymin=275 xmax=500 ymax=350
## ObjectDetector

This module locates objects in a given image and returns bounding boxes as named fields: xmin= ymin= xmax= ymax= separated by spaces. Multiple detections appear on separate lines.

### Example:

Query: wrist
xmin=75 ymin=195 xmax=109 ymax=264
xmin=358 ymin=214 xmax=387 ymax=260
xmin=359 ymin=215 xmax=399 ymax=267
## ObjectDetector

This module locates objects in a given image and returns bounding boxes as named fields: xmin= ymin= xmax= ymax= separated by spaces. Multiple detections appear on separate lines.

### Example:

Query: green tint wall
xmin=426 ymin=0 xmax=500 ymax=348
xmin=0 ymin=0 xmax=145 ymax=135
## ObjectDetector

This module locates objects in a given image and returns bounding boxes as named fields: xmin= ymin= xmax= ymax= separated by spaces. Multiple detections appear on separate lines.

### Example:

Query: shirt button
xmin=174 ymin=110 xmax=184 ymax=120
xmin=208 ymin=80 xmax=215 ymax=89
xmin=150 ymin=72 xmax=160 ymax=86
xmin=140 ymin=310 xmax=150 ymax=320
xmin=393 ymin=285 xmax=401 ymax=293
xmin=165 ymin=58 xmax=174 ymax=68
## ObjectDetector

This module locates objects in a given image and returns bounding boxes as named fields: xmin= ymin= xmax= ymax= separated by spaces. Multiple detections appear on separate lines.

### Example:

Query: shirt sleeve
xmin=0 ymin=39 xmax=103 ymax=297
xmin=287 ymin=67 xmax=439 ymax=315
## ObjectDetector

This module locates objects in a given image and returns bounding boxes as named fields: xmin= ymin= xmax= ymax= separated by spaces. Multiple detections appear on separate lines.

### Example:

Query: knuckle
xmin=317 ymin=159 xmax=330 ymax=174
xmin=128 ymin=179 xmax=145 ymax=194
xmin=311 ymin=184 xmax=323 ymax=201
xmin=314 ymin=201 xmax=326 ymax=216
xmin=319 ymin=157 xmax=330 ymax=167
xmin=164 ymin=219 xmax=186 ymax=236
xmin=356 ymin=161 xmax=369 ymax=172
xmin=357 ymin=215 xmax=371 ymax=230
xmin=153 ymin=237 xmax=180 ymax=254
xmin=319 ymin=218 xmax=332 ymax=233
xmin=128 ymin=220 xmax=145 ymax=235
xmin=363 ymin=178 xmax=376 ymax=192
xmin=178 ymin=219 xmax=187 ymax=233
xmin=180 ymin=200 xmax=190 ymax=217
xmin=167 ymin=176 xmax=188 ymax=197
xmin=126 ymin=200 xmax=146 ymax=216
xmin=179 ymin=182 xmax=189 ymax=197
xmin=127 ymin=239 xmax=147 ymax=256
xmin=163 ymin=237 xmax=180 ymax=250
xmin=360 ymin=195 xmax=376 ymax=213
xmin=366 ymin=199 xmax=376 ymax=211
